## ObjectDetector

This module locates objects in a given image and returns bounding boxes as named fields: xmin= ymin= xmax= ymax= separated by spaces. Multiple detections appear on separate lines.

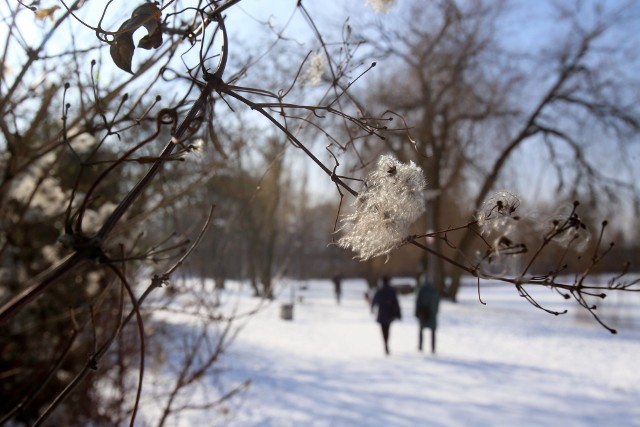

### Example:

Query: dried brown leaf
xmin=109 ymin=3 xmax=163 ymax=73
xmin=35 ymin=5 xmax=61 ymax=21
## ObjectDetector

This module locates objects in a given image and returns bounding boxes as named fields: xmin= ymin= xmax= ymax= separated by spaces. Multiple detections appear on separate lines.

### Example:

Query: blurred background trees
xmin=353 ymin=0 xmax=640 ymax=298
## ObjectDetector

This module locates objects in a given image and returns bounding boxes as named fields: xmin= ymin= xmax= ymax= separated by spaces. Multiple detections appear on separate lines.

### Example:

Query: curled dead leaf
xmin=35 ymin=5 xmax=61 ymax=21
xmin=109 ymin=2 xmax=163 ymax=73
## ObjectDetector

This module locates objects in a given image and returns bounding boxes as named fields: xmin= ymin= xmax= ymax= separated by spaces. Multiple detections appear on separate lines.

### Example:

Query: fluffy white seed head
xmin=537 ymin=205 xmax=592 ymax=252
xmin=301 ymin=52 xmax=325 ymax=87
xmin=338 ymin=155 xmax=426 ymax=260
xmin=476 ymin=191 xmax=526 ymax=257
xmin=478 ymin=192 xmax=591 ymax=258
xmin=477 ymin=191 xmax=521 ymax=231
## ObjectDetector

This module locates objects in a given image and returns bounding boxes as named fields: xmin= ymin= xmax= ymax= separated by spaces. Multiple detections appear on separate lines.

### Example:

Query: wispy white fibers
xmin=476 ymin=190 xmax=529 ymax=256
xmin=537 ymin=204 xmax=592 ymax=253
xmin=477 ymin=191 xmax=521 ymax=236
xmin=301 ymin=52 xmax=325 ymax=87
xmin=338 ymin=155 xmax=426 ymax=260
xmin=477 ymin=191 xmax=592 ymax=255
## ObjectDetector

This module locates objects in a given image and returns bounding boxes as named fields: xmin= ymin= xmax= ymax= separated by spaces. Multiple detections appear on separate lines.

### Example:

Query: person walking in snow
xmin=332 ymin=274 xmax=342 ymax=305
xmin=415 ymin=278 xmax=440 ymax=353
xmin=371 ymin=276 xmax=402 ymax=355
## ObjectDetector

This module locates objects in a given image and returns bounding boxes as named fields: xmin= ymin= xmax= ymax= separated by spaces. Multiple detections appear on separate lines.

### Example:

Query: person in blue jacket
xmin=415 ymin=279 xmax=440 ymax=353
xmin=371 ymin=276 xmax=402 ymax=355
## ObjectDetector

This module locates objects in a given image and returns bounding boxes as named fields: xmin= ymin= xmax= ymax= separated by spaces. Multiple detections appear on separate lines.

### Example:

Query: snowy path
xmin=148 ymin=279 xmax=640 ymax=427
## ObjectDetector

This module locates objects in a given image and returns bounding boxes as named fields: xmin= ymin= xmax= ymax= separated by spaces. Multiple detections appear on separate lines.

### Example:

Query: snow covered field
xmin=145 ymin=278 xmax=640 ymax=427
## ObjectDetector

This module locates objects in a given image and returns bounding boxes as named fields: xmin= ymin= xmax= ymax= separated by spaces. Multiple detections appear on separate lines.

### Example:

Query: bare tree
xmin=357 ymin=0 xmax=640 ymax=299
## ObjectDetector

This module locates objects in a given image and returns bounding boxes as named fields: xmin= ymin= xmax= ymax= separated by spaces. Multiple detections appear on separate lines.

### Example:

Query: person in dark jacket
xmin=332 ymin=274 xmax=342 ymax=305
xmin=371 ymin=276 xmax=402 ymax=355
xmin=415 ymin=279 xmax=440 ymax=353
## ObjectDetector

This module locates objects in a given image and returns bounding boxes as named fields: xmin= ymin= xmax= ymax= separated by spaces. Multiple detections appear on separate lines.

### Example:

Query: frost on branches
xmin=338 ymin=155 xmax=426 ymax=260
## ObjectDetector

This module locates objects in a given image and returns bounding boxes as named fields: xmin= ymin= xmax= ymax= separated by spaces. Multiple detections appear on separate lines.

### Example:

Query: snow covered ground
xmin=144 ymin=277 xmax=640 ymax=427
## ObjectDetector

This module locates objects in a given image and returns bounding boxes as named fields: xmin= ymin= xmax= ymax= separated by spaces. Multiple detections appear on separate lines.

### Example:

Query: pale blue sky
xmin=2 ymin=0 xmax=637 ymax=231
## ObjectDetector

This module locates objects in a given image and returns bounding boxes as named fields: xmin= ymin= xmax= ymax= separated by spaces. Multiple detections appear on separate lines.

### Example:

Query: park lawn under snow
xmin=145 ymin=277 xmax=640 ymax=427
